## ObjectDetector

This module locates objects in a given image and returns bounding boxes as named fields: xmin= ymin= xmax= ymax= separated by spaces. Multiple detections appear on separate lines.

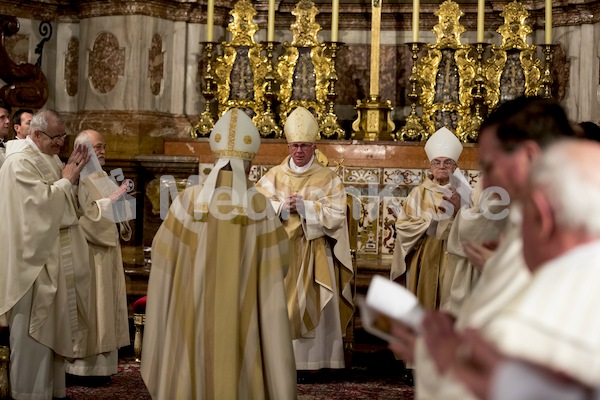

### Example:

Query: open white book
xmin=358 ymin=275 xmax=424 ymax=343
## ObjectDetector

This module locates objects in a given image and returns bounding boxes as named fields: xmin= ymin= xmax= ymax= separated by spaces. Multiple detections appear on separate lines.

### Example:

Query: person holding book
xmin=388 ymin=96 xmax=575 ymax=399
xmin=424 ymin=138 xmax=600 ymax=399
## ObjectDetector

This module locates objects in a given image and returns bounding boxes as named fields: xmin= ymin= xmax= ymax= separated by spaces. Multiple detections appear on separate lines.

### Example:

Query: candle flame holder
xmin=539 ymin=44 xmax=556 ymax=99
xmin=320 ymin=41 xmax=345 ymax=139
xmin=254 ymin=41 xmax=282 ymax=138
xmin=399 ymin=42 xmax=427 ymax=141
xmin=191 ymin=41 xmax=218 ymax=138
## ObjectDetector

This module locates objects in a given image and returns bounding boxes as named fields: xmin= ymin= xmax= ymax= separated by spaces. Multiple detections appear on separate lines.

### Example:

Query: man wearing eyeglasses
xmin=391 ymin=127 xmax=465 ymax=312
xmin=255 ymin=107 xmax=353 ymax=381
xmin=0 ymin=109 xmax=92 ymax=399
xmin=65 ymin=130 xmax=132 ymax=385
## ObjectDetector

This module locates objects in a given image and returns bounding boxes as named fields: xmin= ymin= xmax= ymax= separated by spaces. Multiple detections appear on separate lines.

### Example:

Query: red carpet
xmin=66 ymin=351 xmax=414 ymax=399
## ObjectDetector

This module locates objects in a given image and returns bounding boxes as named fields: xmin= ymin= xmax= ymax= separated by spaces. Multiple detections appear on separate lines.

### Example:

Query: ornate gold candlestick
xmin=191 ymin=41 xmax=217 ymax=138
xmin=399 ymin=42 xmax=426 ymax=141
xmin=255 ymin=41 xmax=282 ymax=138
xmin=464 ymin=42 xmax=488 ymax=142
xmin=320 ymin=41 xmax=345 ymax=139
xmin=539 ymin=44 xmax=556 ymax=99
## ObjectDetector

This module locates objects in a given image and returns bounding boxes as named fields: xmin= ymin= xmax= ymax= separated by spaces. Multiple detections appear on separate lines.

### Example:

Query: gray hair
xmin=74 ymin=129 xmax=97 ymax=147
xmin=30 ymin=109 xmax=64 ymax=134
xmin=530 ymin=139 xmax=600 ymax=235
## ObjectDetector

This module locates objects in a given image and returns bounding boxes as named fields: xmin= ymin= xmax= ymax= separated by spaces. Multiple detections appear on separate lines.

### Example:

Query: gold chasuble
xmin=391 ymin=178 xmax=454 ymax=310
xmin=255 ymin=157 xmax=354 ymax=344
xmin=141 ymin=171 xmax=297 ymax=400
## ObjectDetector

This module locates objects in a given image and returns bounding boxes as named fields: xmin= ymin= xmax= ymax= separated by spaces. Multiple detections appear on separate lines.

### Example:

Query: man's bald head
xmin=75 ymin=129 xmax=106 ymax=165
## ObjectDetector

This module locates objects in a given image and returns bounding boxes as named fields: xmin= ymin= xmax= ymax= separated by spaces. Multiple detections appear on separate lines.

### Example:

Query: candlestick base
xmin=351 ymin=95 xmax=396 ymax=141
xmin=320 ymin=41 xmax=345 ymax=139
xmin=399 ymin=42 xmax=426 ymax=141
xmin=191 ymin=41 xmax=218 ymax=138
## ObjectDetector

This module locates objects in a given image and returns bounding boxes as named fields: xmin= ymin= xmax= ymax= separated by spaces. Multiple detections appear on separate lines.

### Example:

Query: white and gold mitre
xmin=284 ymin=107 xmax=319 ymax=143
xmin=424 ymin=127 xmax=463 ymax=162
xmin=196 ymin=108 xmax=260 ymax=220
xmin=209 ymin=108 xmax=260 ymax=160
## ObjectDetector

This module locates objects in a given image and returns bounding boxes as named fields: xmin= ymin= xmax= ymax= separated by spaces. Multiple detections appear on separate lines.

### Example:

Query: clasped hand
xmin=281 ymin=194 xmax=305 ymax=218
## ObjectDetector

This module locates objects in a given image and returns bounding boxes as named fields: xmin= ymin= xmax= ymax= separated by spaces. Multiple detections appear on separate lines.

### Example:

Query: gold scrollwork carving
xmin=416 ymin=0 xmax=475 ymax=141
xmin=213 ymin=0 xmax=267 ymax=119
xmin=276 ymin=0 xmax=331 ymax=128
xmin=485 ymin=1 xmax=542 ymax=110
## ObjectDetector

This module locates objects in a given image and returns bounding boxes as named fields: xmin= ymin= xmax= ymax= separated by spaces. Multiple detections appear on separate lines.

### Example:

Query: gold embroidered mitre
xmin=196 ymin=108 xmax=260 ymax=220
xmin=284 ymin=107 xmax=319 ymax=143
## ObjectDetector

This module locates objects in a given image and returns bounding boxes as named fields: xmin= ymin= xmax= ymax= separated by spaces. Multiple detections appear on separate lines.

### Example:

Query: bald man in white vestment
xmin=65 ymin=129 xmax=132 ymax=381
xmin=141 ymin=109 xmax=297 ymax=399
xmin=0 ymin=109 xmax=92 ymax=400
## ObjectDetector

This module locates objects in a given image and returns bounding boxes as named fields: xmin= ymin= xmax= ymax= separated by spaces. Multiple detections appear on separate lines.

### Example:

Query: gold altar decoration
xmin=415 ymin=0 xmax=476 ymax=141
xmin=351 ymin=0 xmax=395 ymax=141
xmin=191 ymin=41 xmax=217 ymax=138
xmin=276 ymin=0 xmax=331 ymax=133
xmin=213 ymin=0 xmax=266 ymax=117
xmin=399 ymin=42 xmax=427 ymax=141
xmin=485 ymin=1 xmax=543 ymax=109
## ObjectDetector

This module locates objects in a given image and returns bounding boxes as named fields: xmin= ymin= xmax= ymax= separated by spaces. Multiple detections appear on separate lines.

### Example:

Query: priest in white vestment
xmin=428 ymin=139 xmax=600 ymax=399
xmin=0 ymin=109 xmax=92 ymax=400
xmin=411 ymin=96 xmax=576 ymax=399
xmin=255 ymin=107 xmax=354 ymax=373
xmin=141 ymin=109 xmax=297 ymax=399
xmin=391 ymin=127 xmax=465 ymax=311
xmin=65 ymin=130 xmax=132 ymax=380
xmin=386 ymin=96 xmax=574 ymax=399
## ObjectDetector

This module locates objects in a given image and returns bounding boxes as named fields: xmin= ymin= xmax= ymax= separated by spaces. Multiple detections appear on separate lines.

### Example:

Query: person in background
xmin=425 ymin=139 xmax=600 ymax=400
xmin=65 ymin=129 xmax=132 ymax=385
xmin=391 ymin=126 xmax=463 ymax=311
xmin=0 ymin=101 xmax=11 ymax=167
xmin=255 ymin=106 xmax=354 ymax=381
xmin=12 ymin=108 xmax=33 ymax=140
xmin=389 ymin=96 xmax=574 ymax=400
xmin=142 ymin=108 xmax=296 ymax=399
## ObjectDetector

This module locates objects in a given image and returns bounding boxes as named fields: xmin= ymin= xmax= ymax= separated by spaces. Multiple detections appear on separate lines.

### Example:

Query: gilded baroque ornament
xmin=486 ymin=1 xmax=542 ymax=108
xmin=276 ymin=0 xmax=330 ymax=128
xmin=416 ymin=0 xmax=475 ymax=141
xmin=213 ymin=0 xmax=267 ymax=119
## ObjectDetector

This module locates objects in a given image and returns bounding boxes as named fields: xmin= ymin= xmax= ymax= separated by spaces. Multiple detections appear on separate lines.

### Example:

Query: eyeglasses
xmin=288 ymin=143 xmax=314 ymax=151
xmin=430 ymin=159 xmax=456 ymax=168
xmin=38 ymin=130 xmax=68 ymax=143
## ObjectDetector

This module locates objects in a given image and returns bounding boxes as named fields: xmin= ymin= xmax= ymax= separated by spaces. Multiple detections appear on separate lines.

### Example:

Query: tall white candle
xmin=268 ymin=0 xmax=275 ymax=42
xmin=412 ymin=0 xmax=419 ymax=42
xmin=477 ymin=0 xmax=484 ymax=42
xmin=206 ymin=0 xmax=214 ymax=42
xmin=331 ymin=0 xmax=339 ymax=42
xmin=545 ymin=0 xmax=552 ymax=44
